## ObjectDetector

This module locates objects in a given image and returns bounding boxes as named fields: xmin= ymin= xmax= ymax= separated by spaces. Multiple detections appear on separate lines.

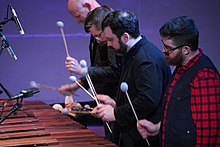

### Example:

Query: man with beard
xmin=58 ymin=1 xmax=120 ymax=142
xmin=92 ymin=10 xmax=171 ymax=147
xmin=59 ymin=0 xmax=119 ymax=100
xmin=59 ymin=4 xmax=120 ymax=99
xmin=137 ymin=16 xmax=220 ymax=147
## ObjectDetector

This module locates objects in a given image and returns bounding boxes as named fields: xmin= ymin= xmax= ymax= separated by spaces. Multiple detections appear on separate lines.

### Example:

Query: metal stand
xmin=0 ymin=100 xmax=22 ymax=124
xmin=0 ymin=4 xmax=16 ymax=58
xmin=0 ymin=83 xmax=22 ymax=124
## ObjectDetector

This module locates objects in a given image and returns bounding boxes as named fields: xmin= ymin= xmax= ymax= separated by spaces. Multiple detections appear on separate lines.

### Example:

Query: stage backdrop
xmin=0 ymin=0 xmax=219 ymax=104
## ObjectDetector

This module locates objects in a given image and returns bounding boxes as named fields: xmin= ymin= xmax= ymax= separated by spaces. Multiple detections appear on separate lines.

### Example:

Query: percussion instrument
xmin=0 ymin=99 xmax=117 ymax=147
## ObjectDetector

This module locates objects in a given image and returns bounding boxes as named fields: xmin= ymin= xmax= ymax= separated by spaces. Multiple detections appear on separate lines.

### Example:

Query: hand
xmin=96 ymin=94 xmax=116 ymax=108
xmin=58 ymin=82 xmax=79 ymax=96
xmin=92 ymin=104 xmax=115 ymax=122
xmin=65 ymin=56 xmax=83 ymax=75
xmin=137 ymin=120 xmax=161 ymax=139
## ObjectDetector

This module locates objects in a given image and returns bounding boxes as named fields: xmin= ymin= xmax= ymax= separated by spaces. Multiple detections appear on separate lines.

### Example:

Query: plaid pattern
xmin=162 ymin=49 xmax=220 ymax=147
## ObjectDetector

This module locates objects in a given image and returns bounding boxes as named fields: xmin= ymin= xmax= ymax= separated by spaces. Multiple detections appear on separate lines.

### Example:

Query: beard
xmin=116 ymin=39 xmax=128 ymax=55
xmin=165 ymin=50 xmax=184 ymax=66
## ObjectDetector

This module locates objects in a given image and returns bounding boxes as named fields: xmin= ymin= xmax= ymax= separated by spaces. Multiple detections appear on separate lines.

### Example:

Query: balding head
xmin=68 ymin=0 xmax=101 ymax=24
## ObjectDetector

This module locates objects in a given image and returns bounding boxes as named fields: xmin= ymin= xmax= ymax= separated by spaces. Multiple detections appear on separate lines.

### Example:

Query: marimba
xmin=0 ymin=100 xmax=117 ymax=147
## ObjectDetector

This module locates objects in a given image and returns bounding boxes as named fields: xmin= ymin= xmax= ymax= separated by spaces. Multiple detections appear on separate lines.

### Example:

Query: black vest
xmin=164 ymin=54 xmax=219 ymax=147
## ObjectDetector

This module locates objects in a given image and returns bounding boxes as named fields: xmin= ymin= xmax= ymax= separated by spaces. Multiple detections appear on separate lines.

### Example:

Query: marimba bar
xmin=0 ymin=100 xmax=117 ymax=147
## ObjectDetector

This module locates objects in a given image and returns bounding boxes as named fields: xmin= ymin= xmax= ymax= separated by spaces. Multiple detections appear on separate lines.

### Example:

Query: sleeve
xmin=190 ymin=68 xmax=220 ymax=146
xmin=88 ymin=65 xmax=120 ymax=84
xmin=79 ymin=76 xmax=89 ymax=89
xmin=88 ymin=43 xmax=121 ymax=85
xmin=115 ymin=58 xmax=166 ymax=128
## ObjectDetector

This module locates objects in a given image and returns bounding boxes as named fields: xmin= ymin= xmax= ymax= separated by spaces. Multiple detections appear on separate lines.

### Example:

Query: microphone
xmin=10 ymin=5 xmax=25 ymax=35
xmin=9 ymin=87 xmax=40 ymax=101
xmin=0 ymin=32 xmax=17 ymax=60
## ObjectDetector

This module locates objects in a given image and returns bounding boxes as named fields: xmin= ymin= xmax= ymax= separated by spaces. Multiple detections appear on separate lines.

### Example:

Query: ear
xmin=84 ymin=3 xmax=92 ymax=11
xmin=121 ymin=33 xmax=130 ymax=43
xmin=182 ymin=45 xmax=191 ymax=55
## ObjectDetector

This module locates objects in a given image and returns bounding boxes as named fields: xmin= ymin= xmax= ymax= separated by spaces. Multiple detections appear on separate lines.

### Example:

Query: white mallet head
xmin=120 ymin=82 xmax=128 ymax=92
xmin=56 ymin=21 xmax=64 ymax=28
xmin=81 ymin=68 xmax=88 ymax=76
xmin=80 ymin=59 xmax=87 ymax=67
xmin=84 ymin=104 xmax=91 ymax=109
xmin=52 ymin=104 xmax=63 ymax=112
xmin=30 ymin=80 xmax=38 ymax=88
xmin=69 ymin=76 xmax=77 ymax=83
xmin=62 ymin=107 xmax=69 ymax=114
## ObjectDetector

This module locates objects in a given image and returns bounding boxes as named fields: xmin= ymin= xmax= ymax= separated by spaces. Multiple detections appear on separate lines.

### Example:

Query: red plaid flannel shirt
xmin=162 ymin=48 xmax=220 ymax=147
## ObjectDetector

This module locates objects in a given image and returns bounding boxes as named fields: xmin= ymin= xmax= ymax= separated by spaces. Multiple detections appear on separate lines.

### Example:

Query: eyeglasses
xmin=163 ymin=43 xmax=185 ymax=53
xmin=93 ymin=31 xmax=102 ymax=40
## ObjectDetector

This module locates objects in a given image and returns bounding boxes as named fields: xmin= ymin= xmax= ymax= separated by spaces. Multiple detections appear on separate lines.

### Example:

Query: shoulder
xmin=192 ymin=68 xmax=220 ymax=87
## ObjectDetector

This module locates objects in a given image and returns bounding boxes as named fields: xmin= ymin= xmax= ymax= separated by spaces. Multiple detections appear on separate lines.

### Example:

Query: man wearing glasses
xmin=137 ymin=16 xmax=220 ymax=147
xmin=58 ymin=1 xmax=120 ymax=142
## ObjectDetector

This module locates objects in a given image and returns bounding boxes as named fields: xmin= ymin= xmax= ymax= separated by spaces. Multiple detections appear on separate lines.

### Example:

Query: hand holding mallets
xmin=120 ymin=82 xmax=150 ymax=146
xmin=69 ymin=60 xmax=112 ymax=133
xmin=30 ymin=80 xmax=79 ymax=97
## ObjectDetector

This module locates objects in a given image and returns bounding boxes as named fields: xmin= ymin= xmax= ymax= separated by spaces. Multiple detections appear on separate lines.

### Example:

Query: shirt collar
xmin=126 ymin=36 xmax=142 ymax=52
xmin=176 ymin=48 xmax=203 ymax=73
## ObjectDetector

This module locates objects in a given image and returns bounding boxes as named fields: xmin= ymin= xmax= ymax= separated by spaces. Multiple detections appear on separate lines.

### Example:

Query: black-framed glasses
xmin=163 ymin=43 xmax=185 ymax=53
xmin=93 ymin=31 xmax=102 ymax=40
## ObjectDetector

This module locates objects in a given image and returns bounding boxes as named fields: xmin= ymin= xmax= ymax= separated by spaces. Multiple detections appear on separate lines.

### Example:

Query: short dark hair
xmin=102 ymin=10 xmax=140 ymax=39
xmin=159 ymin=16 xmax=199 ymax=51
xmin=84 ymin=5 xmax=113 ymax=33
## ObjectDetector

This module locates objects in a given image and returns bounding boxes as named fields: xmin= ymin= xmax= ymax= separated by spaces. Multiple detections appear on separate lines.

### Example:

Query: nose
xmin=162 ymin=46 xmax=166 ymax=52
xmin=162 ymin=49 xmax=169 ymax=56
xmin=96 ymin=39 xmax=101 ymax=43
xmin=162 ymin=47 xmax=167 ymax=54
xmin=107 ymin=41 xmax=112 ymax=47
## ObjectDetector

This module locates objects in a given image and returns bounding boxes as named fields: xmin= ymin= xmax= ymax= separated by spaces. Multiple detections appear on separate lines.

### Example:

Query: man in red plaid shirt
xmin=137 ymin=16 xmax=220 ymax=147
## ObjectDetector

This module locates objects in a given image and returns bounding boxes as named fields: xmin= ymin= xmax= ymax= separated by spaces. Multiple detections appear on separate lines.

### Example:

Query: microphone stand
xmin=0 ymin=98 xmax=23 ymax=124
xmin=0 ymin=4 xmax=14 ymax=26
xmin=1 ymin=32 xmax=9 ymax=53
xmin=0 ymin=28 xmax=4 ymax=57
xmin=0 ymin=83 xmax=23 ymax=124
xmin=0 ymin=27 xmax=10 ymax=58
xmin=0 ymin=4 xmax=17 ymax=58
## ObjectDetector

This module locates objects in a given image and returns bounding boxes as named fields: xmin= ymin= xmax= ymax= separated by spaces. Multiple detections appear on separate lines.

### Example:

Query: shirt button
xmin=187 ymin=130 xmax=190 ymax=134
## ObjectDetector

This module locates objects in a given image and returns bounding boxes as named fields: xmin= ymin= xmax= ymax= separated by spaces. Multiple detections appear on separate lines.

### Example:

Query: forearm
xmin=88 ymin=66 xmax=120 ymax=83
